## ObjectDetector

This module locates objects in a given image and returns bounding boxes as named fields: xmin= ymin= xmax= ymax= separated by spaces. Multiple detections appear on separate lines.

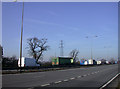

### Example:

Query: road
xmin=2 ymin=64 xmax=118 ymax=88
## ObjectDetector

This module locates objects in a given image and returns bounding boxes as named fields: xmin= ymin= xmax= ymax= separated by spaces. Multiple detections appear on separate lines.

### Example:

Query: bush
xmin=41 ymin=62 xmax=52 ymax=67
xmin=2 ymin=57 xmax=18 ymax=68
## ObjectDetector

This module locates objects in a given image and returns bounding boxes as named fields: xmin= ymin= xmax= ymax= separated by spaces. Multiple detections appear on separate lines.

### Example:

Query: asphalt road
xmin=2 ymin=64 xmax=118 ymax=88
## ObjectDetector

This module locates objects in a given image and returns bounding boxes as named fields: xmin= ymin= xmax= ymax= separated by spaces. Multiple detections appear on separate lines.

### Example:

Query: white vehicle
xmin=106 ymin=61 xmax=109 ymax=64
xmin=88 ymin=59 xmax=93 ymax=65
xmin=84 ymin=61 xmax=88 ymax=65
xmin=97 ymin=61 xmax=101 ymax=65
xmin=18 ymin=57 xmax=40 ymax=67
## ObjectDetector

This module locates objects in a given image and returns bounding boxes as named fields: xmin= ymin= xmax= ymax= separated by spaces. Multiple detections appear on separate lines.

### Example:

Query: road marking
xmin=63 ymin=79 xmax=69 ymax=82
xmin=41 ymin=83 xmax=50 ymax=87
xmin=55 ymin=81 xmax=62 ymax=84
xmin=28 ymin=87 xmax=34 ymax=89
xmin=78 ymin=76 xmax=81 ymax=78
xmin=83 ymin=75 xmax=87 ymax=76
xmin=70 ymin=77 xmax=75 ymax=80
xmin=95 ymin=72 xmax=97 ymax=73
xmin=99 ymin=73 xmax=120 ymax=89
xmin=87 ymin=74 xmax=90 ymax=75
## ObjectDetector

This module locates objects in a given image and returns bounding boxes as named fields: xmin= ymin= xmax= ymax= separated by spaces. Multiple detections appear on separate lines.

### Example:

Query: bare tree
xmin=69 ymin=49 xmax=79 ymax=62
xmin=27 ymin=37 xmax=49 ymax=63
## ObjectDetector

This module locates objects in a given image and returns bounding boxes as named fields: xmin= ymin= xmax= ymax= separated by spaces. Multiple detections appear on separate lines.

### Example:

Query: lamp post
xmin=19 ymin=1 xmax=24 ymax=72
xmin=86 ymin=35 xmax=98 ymax=60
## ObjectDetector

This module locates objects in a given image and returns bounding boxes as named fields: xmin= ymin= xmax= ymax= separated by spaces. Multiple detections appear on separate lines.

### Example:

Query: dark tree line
xmin=2 ymin=56 xmax=18 ymax=68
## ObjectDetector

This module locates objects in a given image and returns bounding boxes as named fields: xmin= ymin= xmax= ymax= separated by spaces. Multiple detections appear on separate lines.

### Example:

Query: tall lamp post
xmin=86 ymin=35 xmax=98 ymax=60
xmin=19 ymin=1 xmax=24 ymax=72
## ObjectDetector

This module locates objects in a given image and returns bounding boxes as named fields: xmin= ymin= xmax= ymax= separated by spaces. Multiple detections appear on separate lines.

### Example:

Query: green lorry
xmin=52 ymin=57 xmax=74 ymax=65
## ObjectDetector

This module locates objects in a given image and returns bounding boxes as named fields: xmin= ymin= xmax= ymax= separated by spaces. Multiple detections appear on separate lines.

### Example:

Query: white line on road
xmin=100 ymin=73 xmax=120 ymax=89
xmin=63 ymin=79 xmax=69 ymax=82
xmin=41 ymin=83 xmax=50 ymax=87
xmin=83 ymin=75 xmax=87 ymax=76
xmin=28 ymin=87 xmax=34 ymax=89
xmin=70 ymin=77 xmax=75 ymax=80
xmin=87 ymin=74 xmax=90 ymax=75
xmin=78 ymin=76 xmax=81 ymax=78
xmin=55 ymin=81 xmax=62 ymax=84
xmin=95 ymin=72 xmax=97 ymax=73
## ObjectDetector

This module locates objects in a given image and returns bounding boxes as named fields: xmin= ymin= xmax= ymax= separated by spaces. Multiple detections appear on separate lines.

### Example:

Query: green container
xmin=52 ymin=57 xmax=59 ymax=65
xmin=52 ymin=57 xmax=73 ymax=65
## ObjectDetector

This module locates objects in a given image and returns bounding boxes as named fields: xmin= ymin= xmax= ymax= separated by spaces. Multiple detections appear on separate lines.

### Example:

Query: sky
xmin=2 ymin=2 xmax=118 ymax=61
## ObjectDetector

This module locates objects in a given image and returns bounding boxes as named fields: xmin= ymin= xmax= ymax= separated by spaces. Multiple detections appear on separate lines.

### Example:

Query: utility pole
xmin=60 ymin=40 xmax=64 ymax=56
xmin=86 ymin=35 xmax=98 ymax=60
xmin=19 ymin=1 xmax=24 ymax=72
xmin=91 ymin=38 xmax=93 ymax=60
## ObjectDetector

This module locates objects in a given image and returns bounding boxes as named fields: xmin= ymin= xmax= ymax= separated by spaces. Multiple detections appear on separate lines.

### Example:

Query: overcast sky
xmin=2 ymin=2 xmax=118 ymax=61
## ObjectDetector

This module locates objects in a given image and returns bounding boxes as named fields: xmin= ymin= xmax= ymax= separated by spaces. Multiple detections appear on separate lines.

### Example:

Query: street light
xmin=19 ymin=0 xmax=24 ymax=72
xmin=86 ymin=35 xmax=98 ymax=60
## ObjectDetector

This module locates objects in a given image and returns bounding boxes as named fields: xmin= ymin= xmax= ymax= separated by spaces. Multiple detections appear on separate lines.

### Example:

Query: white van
xmin=18 ymin=57 xmax=40 ymax=67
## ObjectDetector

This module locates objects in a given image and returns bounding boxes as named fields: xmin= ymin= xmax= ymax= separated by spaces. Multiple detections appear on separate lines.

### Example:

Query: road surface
xmin=2 ymin=64 xmax=118 ymax=88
